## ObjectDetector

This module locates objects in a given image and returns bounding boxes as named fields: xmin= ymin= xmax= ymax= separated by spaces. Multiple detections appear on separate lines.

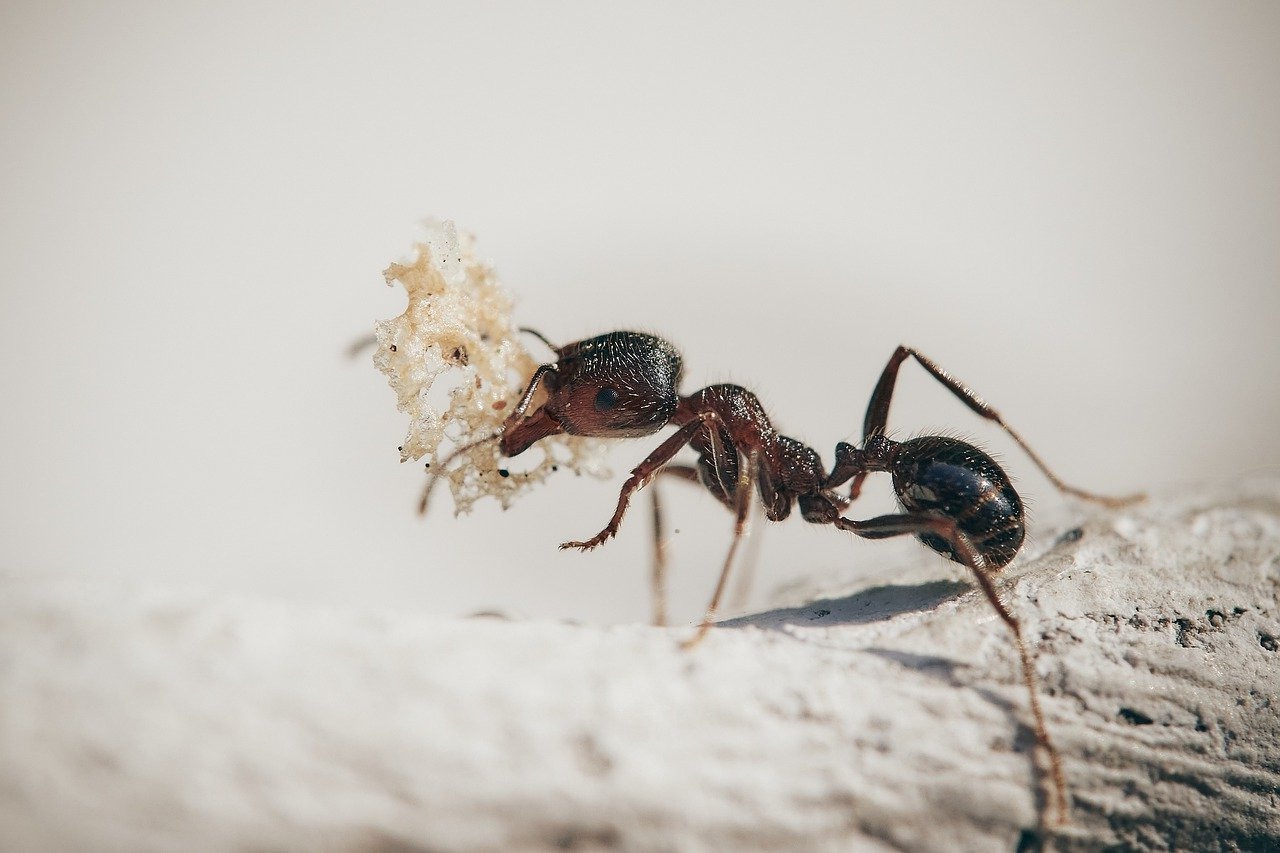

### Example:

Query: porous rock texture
xmin=1 ymin=481 xmax=1277 ymax=851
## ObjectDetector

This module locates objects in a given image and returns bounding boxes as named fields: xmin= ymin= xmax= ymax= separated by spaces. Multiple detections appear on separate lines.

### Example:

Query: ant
xmin=422 ymin=329 xmax=1142 ymax=828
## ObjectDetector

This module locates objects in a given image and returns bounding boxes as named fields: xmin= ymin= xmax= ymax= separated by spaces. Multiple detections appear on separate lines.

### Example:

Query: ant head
xmin=544 ymin=331 xmax=683 ymax=438
xmin=499 ymin=331 xmax=683 ymax=457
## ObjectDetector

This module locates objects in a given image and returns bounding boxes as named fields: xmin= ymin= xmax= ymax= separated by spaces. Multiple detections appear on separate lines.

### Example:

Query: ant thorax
xmin=673 ymin=384 xmax=827 ymax=521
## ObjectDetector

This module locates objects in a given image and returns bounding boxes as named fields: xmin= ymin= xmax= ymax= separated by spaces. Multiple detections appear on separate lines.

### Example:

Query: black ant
xmin=422 ymin=329 xmax=1142 ymax=828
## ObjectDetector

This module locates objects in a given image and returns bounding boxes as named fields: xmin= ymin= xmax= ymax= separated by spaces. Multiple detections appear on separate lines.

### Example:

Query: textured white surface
xmin=2 ymin=481 xmax=1278 ymax=851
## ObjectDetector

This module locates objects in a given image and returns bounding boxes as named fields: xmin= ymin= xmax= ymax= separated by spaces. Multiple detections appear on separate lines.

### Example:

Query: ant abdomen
xmin=892 ymin=436 xmax=1025 ymax=568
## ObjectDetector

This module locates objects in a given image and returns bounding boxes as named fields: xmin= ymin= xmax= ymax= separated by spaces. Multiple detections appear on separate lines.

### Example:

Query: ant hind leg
xmin=834 ymin=511 xmax=1069 ymax=830
xmin=863 ymin=346 xmax=1143 ymax=507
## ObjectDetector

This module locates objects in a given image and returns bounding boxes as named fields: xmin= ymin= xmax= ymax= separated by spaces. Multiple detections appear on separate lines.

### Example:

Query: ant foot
xmin=1064 ymin=485 xmax=1146 ymax=508
xmin=558 ymin=530 xmax=615 ymax=551
xmin=679 ymin=622 xmax=713 ymax=651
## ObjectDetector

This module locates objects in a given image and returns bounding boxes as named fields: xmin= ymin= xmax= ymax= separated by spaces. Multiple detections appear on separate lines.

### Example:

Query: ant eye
xmin=595 ymin=387 xmax=620 ymax=411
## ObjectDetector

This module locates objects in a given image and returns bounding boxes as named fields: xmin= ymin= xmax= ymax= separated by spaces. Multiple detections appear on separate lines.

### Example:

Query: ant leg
xmin=560 ymin=415 xmax=718 ymax=552
xmin=845 ymin=471 xmax=868 ymax=506
xmin=649 ymin=465 xmax=701 ymax=626
xmin=863 ymin=346 xmax=1142 ymax=507
xmin=648 ymin=462 xmax=761 ymax=615
xmin=681 ymin=450 xmax=758 ymax=650
xmin=650 ymin=481 xmax=669 ymax=627
xmin=834 ymin=511 xmax=1068 ymax=828
xmin=728 ymin=515 xmax=764 ymax=612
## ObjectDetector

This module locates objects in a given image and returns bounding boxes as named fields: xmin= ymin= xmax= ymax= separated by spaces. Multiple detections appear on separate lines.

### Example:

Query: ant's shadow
xmin=722 ymin=578 xmax=971 ymax=633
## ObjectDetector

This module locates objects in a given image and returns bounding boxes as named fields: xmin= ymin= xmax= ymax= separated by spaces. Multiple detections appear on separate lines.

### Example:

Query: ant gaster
xmin=427 ymin=328 xmax=1142 ymax=827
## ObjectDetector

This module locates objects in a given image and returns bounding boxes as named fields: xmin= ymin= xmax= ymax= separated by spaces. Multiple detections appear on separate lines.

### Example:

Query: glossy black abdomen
xmin=891 ymin=436 xmax=1025 ymax=568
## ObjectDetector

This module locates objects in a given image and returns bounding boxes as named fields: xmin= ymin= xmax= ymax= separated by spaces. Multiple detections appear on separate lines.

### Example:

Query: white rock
xmin=1 ymin=481 xmax=1277 ymax=851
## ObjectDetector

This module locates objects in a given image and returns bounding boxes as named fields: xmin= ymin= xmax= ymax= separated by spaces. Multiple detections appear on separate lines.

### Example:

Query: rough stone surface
xmin=1 ymin=481 xmax=1277 ymax=851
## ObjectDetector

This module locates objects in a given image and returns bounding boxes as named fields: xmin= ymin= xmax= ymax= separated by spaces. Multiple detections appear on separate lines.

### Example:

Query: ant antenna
xmin=417 ymin=432 xmax=502 ymax=515
xmin=352 ymin=327 xmax=557 ymax=362
xmin=519 ymin=326 xmax=558 ymax=354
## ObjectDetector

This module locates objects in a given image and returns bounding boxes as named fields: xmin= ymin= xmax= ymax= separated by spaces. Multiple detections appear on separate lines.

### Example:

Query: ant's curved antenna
xmin=352 ymin=327 xmax=555 ymax=361
xmin=518 ymin=326 xmax=558 ymax=354
xmin=417 ymin=432 xmax=503 ymax=515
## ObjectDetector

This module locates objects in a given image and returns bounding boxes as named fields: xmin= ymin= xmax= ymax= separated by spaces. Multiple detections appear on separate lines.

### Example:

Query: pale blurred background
xmin=2 ymin=2 xmax=1277 ymax=625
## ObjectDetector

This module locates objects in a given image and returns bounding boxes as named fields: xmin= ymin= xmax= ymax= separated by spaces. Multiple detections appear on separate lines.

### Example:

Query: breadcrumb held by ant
xmin=372 ymin=220 xmax=608 ymax=514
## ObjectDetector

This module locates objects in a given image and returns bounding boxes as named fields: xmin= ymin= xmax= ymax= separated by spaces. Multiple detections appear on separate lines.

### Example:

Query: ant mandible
xmin=425 ymin=328 xmax=1142 ymax=827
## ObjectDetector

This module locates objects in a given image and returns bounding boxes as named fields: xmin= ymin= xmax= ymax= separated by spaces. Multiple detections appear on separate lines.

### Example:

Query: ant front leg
xmin=863 ymin=346 xmax=1143 ymax=507
xmin=834 ymin=511 xmax=1068 ymax=829
xmin=559 ymin=414 xmax=719 ymax=552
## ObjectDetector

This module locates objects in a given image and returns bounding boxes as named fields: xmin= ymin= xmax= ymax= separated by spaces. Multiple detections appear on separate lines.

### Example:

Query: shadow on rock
xmin=722 ymin=578 xmax=971 ymax=632
xmin=863 ymin=647 xmax=965 ymax=684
